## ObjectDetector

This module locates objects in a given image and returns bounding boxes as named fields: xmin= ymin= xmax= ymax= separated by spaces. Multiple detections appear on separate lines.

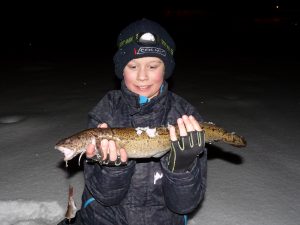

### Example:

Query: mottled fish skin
xmin=55 ymin=122 xmax=247 ymax=162
xmin=200 ymin=122 xmax=247 ymax=147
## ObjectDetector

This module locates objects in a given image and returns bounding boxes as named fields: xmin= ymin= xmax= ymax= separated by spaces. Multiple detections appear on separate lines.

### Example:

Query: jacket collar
xmin=121 ymin=80 xmax=168 ymax=112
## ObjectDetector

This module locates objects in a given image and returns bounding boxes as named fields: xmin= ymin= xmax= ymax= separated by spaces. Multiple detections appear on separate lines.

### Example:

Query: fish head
xmin=55 ymin=132 xmax=90 ymax=161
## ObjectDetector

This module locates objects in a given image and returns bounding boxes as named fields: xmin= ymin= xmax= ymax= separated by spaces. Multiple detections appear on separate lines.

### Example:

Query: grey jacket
xmin=80 ymin=81 xmax=207 ymax=225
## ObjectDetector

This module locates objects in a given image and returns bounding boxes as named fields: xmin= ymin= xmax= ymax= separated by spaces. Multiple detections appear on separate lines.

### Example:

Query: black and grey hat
xmin=113 ymin=18 xmax=176 ymax=79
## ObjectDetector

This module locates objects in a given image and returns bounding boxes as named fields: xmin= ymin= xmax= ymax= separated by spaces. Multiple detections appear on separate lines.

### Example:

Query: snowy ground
xmin=0 ymin=55 xmax=299 ymax=225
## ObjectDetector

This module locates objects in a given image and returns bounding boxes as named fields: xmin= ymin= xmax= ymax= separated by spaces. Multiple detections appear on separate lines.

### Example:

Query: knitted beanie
xmin=113 ymin=18 xmax=176 ymax=79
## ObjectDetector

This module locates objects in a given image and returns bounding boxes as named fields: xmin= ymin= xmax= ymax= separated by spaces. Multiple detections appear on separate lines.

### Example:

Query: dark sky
xmin=1 ymin=1 xmax=299 ymax=60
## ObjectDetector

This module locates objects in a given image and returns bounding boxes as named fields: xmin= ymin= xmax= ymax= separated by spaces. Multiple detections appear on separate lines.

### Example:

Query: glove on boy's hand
xmin=168 ymin=130 xmax=205 ymax=172
xmin=87 ymin=153 xmax=127 ymax=166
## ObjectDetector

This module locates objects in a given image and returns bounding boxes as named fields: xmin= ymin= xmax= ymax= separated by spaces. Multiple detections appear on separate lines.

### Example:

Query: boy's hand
xmin=168 ymin=115 xmax=205 ymax=172
xmin=86 ymin=123 xmax=128 ymax=166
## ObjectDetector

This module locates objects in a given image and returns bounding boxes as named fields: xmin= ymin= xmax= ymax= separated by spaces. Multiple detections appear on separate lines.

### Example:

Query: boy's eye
xmin=128 ymin=65 xmax=137 ymax=69
xmin=149 ymin=65 xmax=158 ymax=69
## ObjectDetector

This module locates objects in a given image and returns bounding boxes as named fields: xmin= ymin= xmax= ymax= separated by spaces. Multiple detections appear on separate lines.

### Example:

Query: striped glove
xmin=168 ymin=130 xmax=205 ymax=172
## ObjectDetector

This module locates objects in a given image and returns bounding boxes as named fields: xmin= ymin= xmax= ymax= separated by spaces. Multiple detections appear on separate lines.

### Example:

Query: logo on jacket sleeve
xmin=154 ymin=172 xmax=163 ymax=184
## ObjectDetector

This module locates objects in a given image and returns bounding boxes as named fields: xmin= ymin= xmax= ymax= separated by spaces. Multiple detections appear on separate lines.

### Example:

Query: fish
xmin=64 ymin=185 xmax=77 ymax=223
xmin=55 ymin=122 xmax=247 ymax=165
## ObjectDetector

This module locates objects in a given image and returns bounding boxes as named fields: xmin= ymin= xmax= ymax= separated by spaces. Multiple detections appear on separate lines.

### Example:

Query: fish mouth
xmin=55 ymin=146 xmax=77 ymax=161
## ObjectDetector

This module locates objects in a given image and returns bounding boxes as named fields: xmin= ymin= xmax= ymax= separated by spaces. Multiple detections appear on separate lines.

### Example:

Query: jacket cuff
xmin=161 ymin=154 xmax=199 ymax=179
xmin=84 ymin=160 xmax=136 ymax=206
xmin=100 ymin=160 xmax=136 ymax=174
xmin=84 ymin=159 xmax=136 ymax=186
xmin=160 ymin=150 xmax=207 ymax=214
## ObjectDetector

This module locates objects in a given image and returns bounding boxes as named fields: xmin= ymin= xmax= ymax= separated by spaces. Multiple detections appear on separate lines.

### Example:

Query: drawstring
xmin=184 ymin=215 xmax=188 ymax=225
xmin=83 ymin=197 xmax=95 ymax=208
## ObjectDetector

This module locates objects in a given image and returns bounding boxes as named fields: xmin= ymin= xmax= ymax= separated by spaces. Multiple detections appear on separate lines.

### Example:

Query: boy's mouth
xmin=136 ymin=85 xmax=151 ymax=91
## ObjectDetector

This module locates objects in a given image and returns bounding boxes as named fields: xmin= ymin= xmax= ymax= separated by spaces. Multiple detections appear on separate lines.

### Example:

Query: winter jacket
xmin=80 ymin=80 xmax=207 ymax=225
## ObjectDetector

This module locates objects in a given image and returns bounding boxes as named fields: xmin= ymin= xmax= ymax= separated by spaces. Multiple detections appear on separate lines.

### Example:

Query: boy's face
xmin=123 ymin=57 xmax=165 ymax=99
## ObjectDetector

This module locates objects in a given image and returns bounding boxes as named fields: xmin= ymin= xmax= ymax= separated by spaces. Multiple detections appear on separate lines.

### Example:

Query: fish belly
xmin=115 ymin=131 xmax=171 ymax=158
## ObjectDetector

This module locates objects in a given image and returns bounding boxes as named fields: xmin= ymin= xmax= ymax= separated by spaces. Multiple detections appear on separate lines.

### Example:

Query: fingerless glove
xmin=168 ymin=130 xmax=205 ymax=172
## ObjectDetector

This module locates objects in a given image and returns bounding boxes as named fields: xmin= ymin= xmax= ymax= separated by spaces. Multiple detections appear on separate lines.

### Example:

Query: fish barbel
xmin=55 ymin=122 xmax=247 ymax=163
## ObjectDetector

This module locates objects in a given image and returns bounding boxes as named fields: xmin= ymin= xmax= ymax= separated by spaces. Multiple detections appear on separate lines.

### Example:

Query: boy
xmin=59 ymin=18 xmax=207 ymax=225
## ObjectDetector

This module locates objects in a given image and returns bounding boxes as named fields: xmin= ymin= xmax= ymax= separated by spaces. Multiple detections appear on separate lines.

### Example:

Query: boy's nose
xmin=137 ymin=68 xmax=148 ymax=81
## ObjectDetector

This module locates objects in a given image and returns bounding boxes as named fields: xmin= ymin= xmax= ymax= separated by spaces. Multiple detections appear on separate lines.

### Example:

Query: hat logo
xmin=137 ymin=47 xmax=166 ymax=57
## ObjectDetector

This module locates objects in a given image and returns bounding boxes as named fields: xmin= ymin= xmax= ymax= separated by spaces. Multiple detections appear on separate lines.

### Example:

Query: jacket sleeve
xmin=84 ymin=160 xmax=136 ymax=206
xmin=87 ymin=92 xmax=115 ymax=128
xmin=161 ymin=149 xmax=207 ymax=214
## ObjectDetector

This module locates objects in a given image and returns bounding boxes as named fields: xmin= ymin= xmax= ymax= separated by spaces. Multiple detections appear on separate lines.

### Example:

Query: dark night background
xmin=1 ymin=1 xmax=300 ymax=67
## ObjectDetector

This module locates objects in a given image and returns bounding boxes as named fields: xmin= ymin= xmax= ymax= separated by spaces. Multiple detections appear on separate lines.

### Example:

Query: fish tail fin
xmin=202 ymin=122 xmax=247 ymax=147
xmin=222 ymin=132 xmax=247 ymax=147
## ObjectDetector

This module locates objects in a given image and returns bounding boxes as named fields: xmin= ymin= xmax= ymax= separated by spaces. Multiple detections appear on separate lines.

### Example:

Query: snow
xmin=135 ymin=127 xmax=157 ymax=138
xmin=0 ymin=55 xmax=299 ymax=225
xmin=0 ymin=200 xmax=63 ymax=225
